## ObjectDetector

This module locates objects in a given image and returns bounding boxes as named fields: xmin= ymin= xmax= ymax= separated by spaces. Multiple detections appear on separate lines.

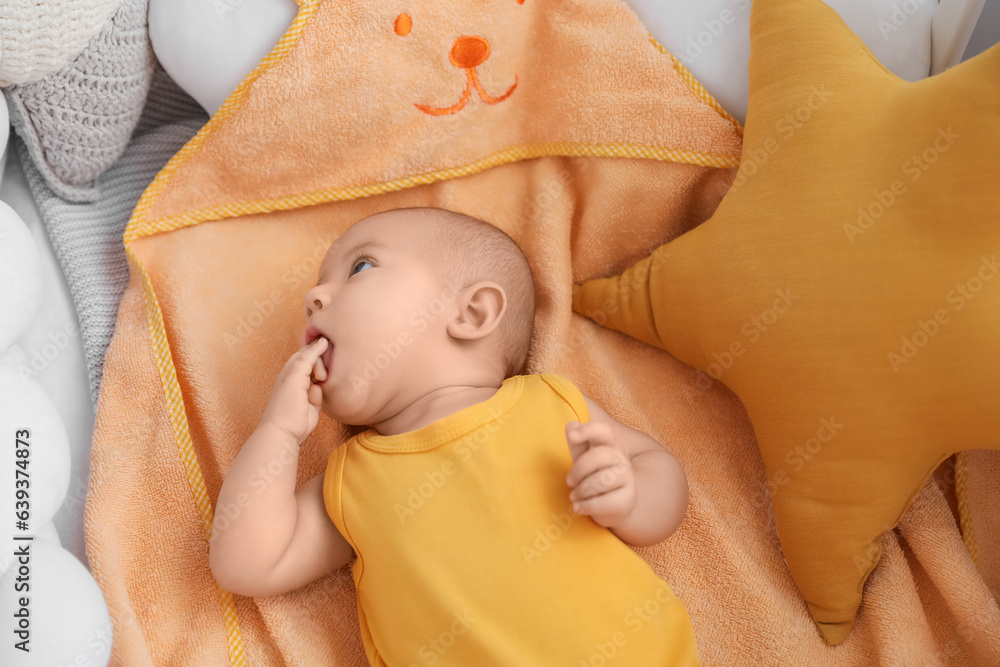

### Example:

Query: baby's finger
xmin=566 ymin=445 xmax=624 ymax=487
xmin=304 ymin=335 xmax=328 ymax=358
xmin=572 ymin=485 xmax=634 ymax=523
xmin=565 ymin=421 xmax=617 ymax=463
xmin=308 ymin=382 xmax=323 ymax=408
xmin=565 ymin=421 xmax=590 ymax=462
xmin=570 ymin=464 xmax=627 ymax=503
xmin=289 ymin=337 xmax=328 ymax=373
xmin=313 ymin=355 xmax=327 ymax=382
xmin=571 ymin=421 xmax=615 ymax=448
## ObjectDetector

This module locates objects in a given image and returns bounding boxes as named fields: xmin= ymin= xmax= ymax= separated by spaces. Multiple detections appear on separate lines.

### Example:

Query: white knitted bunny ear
xmin=0 ymin=0 xmax=121 ymax=86
xmin=3 ymin=0 xmax=154 ymax=202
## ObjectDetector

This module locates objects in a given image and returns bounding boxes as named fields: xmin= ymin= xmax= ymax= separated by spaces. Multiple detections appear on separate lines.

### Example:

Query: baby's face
xmin=302 ymin=211 xmax=453 ymax=425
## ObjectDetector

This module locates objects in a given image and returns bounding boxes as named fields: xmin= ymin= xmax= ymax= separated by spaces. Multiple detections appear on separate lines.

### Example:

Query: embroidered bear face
xmin=392 ymin=3 xmax=524 ymax=116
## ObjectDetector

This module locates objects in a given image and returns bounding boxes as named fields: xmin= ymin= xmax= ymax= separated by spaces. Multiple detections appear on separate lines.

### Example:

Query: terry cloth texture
xmin=4 ymin=0 xmax=155 ymax=202
xmin=0 ymin=0 xmax=120 ymax=86
xmin=87 ymin=0 xmax=741 ymax=664
xmin=85 ymin=0 xmax=996 ymax=665
xmin=15 ymin=64 xmax=208 ymax=408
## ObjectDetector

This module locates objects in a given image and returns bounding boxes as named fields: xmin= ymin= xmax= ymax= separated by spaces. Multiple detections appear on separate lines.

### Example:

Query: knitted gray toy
xmin=0 ymin=0 xmax=120 ymax=86
xmin=3 ymin=0 xmax=154 ymax=202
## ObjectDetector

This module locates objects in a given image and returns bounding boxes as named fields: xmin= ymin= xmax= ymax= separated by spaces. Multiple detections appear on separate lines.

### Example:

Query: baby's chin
xmin=319 ymin=396 xmax=371 ymax=428
xmin=320 ymin=403 xmax=350 ymax=425
xmin=320 ymin=377 xmax=413 ymax=429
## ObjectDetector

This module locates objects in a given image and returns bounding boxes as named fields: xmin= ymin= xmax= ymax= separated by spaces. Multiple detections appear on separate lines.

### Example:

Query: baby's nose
xmin=304 ymin=288 xmax=326 ymax=316
xmin=449 ymin=35 xmax=490 ymax=69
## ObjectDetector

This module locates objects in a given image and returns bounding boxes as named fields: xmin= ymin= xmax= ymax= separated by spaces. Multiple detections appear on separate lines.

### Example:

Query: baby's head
xmin=302 ymin=207 xmax=535 ymax=427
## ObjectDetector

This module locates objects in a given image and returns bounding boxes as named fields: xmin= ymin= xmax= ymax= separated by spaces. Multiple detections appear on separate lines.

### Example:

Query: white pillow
xmin=148 ymin=0 xmax=298 ymax=116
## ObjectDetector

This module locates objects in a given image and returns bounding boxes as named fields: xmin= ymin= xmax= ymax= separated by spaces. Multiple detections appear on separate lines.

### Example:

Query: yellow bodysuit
xmin=323 ymin=373 xmax=699 ymax=666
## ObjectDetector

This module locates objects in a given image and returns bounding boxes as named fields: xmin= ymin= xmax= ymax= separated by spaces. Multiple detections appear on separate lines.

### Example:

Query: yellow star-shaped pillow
xmin=572 ymin=0 xmax=1000 ymax=645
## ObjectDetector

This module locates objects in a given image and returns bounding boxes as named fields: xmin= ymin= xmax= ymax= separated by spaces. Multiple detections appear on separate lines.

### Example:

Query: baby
xmin=209 ymin=207 xmax=699 ymax=665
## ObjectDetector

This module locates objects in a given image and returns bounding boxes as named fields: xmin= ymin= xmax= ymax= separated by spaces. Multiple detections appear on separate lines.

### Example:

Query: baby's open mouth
xmin=305 ymin=326 xmax=335 ymax=379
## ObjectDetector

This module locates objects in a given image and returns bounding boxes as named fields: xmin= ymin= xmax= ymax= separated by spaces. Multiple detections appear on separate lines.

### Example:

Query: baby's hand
xmin=565 ymin=420 xmax=637 ymax=529
xmin=259 ymin=337 xmax=329 ymax=444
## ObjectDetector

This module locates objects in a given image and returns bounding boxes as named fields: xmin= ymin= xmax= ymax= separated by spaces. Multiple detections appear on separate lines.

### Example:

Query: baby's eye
xmin=350 ymin=257 xmax=374 ymax=277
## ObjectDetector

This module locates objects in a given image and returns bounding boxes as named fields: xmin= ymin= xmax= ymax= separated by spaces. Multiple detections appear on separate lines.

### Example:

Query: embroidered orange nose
xmin=416 ymin=34 xmax=516 ymax=116
xmin=450 ymin=36 xmax=490 ymax=68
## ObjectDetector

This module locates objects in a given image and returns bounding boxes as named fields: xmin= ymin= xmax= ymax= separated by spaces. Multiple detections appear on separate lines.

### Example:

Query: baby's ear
xmin=446 ymin=280 xmax=506 ymax=341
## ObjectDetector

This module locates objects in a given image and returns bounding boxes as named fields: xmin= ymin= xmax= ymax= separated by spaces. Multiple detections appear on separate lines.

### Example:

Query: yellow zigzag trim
xmin=121 ymin=4 xmax=742 ymax=665
xmin=124 ymin=27 xmax=743 ymax=245
xmin=648 ymin=34 xmax=745 ymax=137
xmin=127 ymin=141 xmax=739 ymax=242
xmin=122 ymin=0 xmax=319 ymax=664
xmin=126 ymin=244 xmax=248 ymax=667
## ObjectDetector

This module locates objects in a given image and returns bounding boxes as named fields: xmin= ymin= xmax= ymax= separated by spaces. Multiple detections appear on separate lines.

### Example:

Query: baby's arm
xmin=208 ymin=338 xmax=354 ymax=597
xmin=565 ymin=396 xmax=689 ymax=547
